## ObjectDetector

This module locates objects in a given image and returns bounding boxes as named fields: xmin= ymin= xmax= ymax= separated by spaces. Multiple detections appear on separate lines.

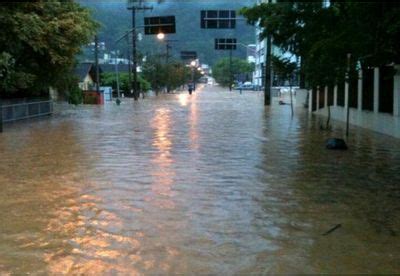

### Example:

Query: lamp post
xmin=113 ymin=51 xmax=121 ymax=102
xmin=190 ymin=60 xmax=196 ymax=90
xmin=229 ymin=48 xmax=233 ymax=91
xmin=157 ymin=33 xmax=178 ymax=93
xmin=157 ymin=32 xmax=177 ymax=63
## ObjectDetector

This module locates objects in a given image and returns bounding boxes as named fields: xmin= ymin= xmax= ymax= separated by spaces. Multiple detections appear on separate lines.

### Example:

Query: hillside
xmin=78 ymin=0 xmax=257 ymax=66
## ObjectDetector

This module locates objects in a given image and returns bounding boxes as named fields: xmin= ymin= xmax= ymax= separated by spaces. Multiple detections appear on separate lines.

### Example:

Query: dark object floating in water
xmin=326 ymin=138 xmax=348 ymax=150
xmin=322 ymin=224 xmax=342 ymax=236
xmin=279 ymin=100 xmax=288 ymax=105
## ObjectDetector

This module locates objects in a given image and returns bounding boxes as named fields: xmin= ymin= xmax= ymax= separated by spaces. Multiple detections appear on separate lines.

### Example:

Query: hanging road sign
xmin=201 ymin=10 xmax=236 ymax=29
xmin=144 ymin=16 xmax=176 ymax=35
xmin=215 ymin=38 xmax=237 ymax=50
xmin=180 ymin=51 xmax=197 ymax=60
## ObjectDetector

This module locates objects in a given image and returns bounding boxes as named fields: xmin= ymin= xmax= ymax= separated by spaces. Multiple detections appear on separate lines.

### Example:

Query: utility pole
xmin=126 ymin=34 xmax=132 ymax=96
xmin=166 ymin=41 xmax=171 ymax=63
xmin=263 ymin=0 xmax=273 ymax=106
xmin=114 ymin=52 xmax=121 ymax=99
xmin=94 ymin=35 xmax=100 ymax=94
xmin=345 ymin=53 xmax=351 ymax=137
xmin=264 ymin=34 xmax=272 ymax=106
xmin=128 ymin=3 xmax=152 ymax=101
xmin=229 ymin=48 xmax=233 ymax=91
xmin=0 ymin=98 xmax=3 ymax=133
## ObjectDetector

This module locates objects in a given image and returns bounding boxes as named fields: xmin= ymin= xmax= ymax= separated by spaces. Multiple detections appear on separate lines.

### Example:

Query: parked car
xmin=235 ymin=82 xmax=255 ymax=90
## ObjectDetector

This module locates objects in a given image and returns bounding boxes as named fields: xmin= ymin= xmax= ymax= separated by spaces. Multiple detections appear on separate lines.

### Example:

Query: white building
xmin=253 ymin=0 xmax=280 ymax=89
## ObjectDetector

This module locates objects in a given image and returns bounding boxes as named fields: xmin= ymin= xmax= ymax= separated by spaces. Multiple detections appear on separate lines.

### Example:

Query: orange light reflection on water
xmin=150 ymin=108 xmax=176 ymax=209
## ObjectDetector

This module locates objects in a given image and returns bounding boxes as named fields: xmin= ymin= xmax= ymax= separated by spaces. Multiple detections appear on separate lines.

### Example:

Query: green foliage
xmin=142 ymin=55 xmax=192 ymax=92
xmin=0 ymin=52 xmax=36 ymax=93
xmin=241 ymin=1 xmax=400 ymax=88
xmin=101 ymin=72 xmax=150 ymax=93
xmin=271 ymin=55 xmax=297 ymax=85
xmin=212 ymin=57 xmax=254 ymax=87
xmin=68 ymin=84 xmax=83 ymax=105
xmin=0 ymin=1 xmax=99 ymax=98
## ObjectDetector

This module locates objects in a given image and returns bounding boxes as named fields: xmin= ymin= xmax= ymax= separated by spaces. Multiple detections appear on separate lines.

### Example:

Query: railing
xmin=1 ymin=100 xmax=53 ymax=123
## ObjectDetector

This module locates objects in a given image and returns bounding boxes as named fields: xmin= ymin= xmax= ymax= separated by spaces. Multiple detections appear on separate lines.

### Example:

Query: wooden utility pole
xmin=229 ymin=49 xmax=233 ymax=91
xmin=126 ymin=35 xmax=132 ymax=95
xmin=0 ymin=98 xmax=3 ymax=133
xmin=94 ymin=35 xmax=100 ymax=93
xmin=128 ymin=3 xmax=152 ymax=101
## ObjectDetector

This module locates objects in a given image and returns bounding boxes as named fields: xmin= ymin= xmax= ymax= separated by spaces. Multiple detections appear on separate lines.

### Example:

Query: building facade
xmin=253 ymin=0 xmax=280 ymax=89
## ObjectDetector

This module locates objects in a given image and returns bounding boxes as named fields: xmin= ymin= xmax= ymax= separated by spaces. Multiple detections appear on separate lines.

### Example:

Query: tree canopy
xmin=212 ymin=57 xmax=254 ymax=87
xmin=142 ymin=55 xmax=197 ymax=93
xmin=0 ymin=1 xmax=98 ymax=98
xmin=241 ymin=1 xmax=400 ymax=88
xmin=101 ymin=72 xmax=150 ymax=93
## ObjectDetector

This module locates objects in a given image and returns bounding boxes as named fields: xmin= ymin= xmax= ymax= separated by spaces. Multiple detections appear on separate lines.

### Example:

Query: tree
xmin=212 ymin=57 xmax=254 ymax=87
xmin=271 ymin=55 xmax=297 ymax=116
xmin=241 ymin=2 xmax=400 ymax=89
xmin=0 ymin=1 xmax=98 ymax=98
xmin=101 ymin=72 xmax=150 ymax=93
xmin=142 ymin=55 xmax=193 ymax=94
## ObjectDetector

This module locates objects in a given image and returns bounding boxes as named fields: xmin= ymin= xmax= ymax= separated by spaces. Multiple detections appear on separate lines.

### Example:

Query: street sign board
xmin=180 ymin=51 xmax=197 ymax=60
xmin=144 ymin=16 xmax=176 ymax=35
xmin=215 ymin=38 xmax=237 ymax=50
xmin=201 ymin=10 xmax=236 ymax=29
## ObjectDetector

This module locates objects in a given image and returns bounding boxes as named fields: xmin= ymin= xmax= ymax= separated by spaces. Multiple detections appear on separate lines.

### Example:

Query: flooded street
xmin=1 ymin=85 xmax=399 ymax=274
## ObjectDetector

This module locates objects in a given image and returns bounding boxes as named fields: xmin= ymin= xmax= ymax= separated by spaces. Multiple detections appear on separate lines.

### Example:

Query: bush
xmin=68 ymin=85 xmax=83 ymax=105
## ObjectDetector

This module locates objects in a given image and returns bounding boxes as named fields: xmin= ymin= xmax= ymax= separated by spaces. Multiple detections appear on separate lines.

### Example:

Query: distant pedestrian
xmin=188 ymin=83 xmax=193 ymax=95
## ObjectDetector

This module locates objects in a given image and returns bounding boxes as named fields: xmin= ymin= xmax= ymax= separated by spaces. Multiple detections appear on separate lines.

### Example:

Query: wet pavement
xmin=0 ymin=85 xmax=400 ymax=274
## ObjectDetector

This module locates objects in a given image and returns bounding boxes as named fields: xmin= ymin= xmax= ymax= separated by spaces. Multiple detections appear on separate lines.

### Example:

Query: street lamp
xmin=190 ymin=60 xmax=197 ymax=90
xmin=112 ymin=50 xmax=121 ymax=104
xmin=157 ymin=32 xmax=165 ymax=40
xmin=157 ymin=32 xmax=177 ymax=63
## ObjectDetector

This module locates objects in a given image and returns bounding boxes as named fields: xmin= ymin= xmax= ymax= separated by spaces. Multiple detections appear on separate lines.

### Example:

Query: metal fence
xmin=1 ymin=99 xmax=53 ymax=123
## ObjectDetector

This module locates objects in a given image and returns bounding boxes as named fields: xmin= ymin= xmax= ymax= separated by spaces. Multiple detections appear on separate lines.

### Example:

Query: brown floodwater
xmin=1 ymin=85 xmax=399 ymax=274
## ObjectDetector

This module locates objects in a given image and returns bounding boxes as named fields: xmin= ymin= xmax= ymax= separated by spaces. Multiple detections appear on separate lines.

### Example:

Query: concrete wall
xmin=316 ymin=106 xmax=400 ymax=138
xmin=311 ymin=66 xmax=400 ymax=138
xmin=295 ymin=89 xmax=308 ymax=107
